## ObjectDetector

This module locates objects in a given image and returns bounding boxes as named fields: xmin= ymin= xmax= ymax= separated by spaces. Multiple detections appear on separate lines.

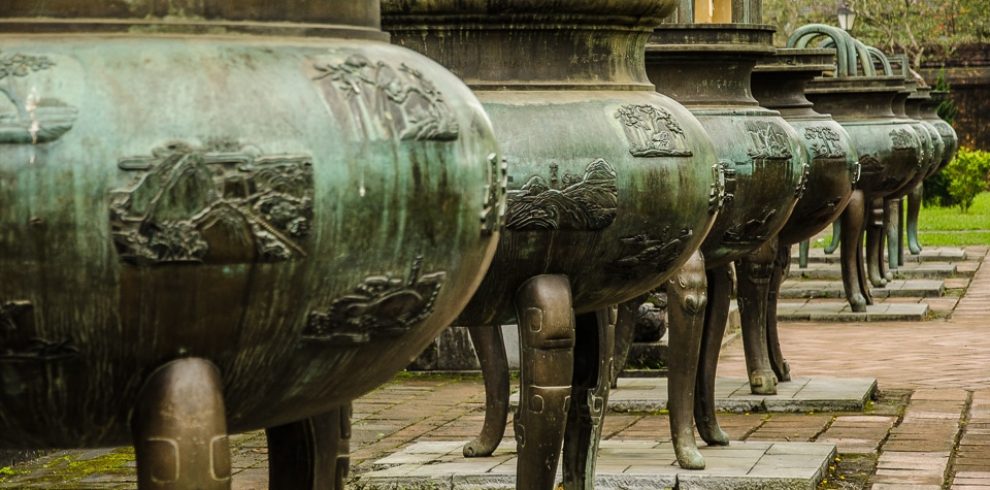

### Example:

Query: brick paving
xmin=0 ymin=246 xmax=987 ymax=489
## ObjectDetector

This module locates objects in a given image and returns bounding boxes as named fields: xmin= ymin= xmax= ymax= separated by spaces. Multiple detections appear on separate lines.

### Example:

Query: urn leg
xmin=884 ymin=198 xmax=899 ymax=278
xmin=562 ymin=307 xmax=616 ymax=489
xmin=611 ymin=297 xmax=645 ymax=388
xmin=841 ymin=190 xmax=870 ymax=312
xmin=798 ymin=239 xmax=810 ymax=269
xmin=513 ymin=274 xmax=575 ymax=490
xmin=463 ymin=325 xmax=509 ymax=458
xmin=897 ymin=197 xmax=906 ymax=267
xmin=133 ymin=358 xmax=231 ymax=490
xmin=766 ymin=243 xmax=792 ymax=383
xmin=266 ymin=404 xmax=351 ymax=490
xmin=737 ymin=242 xmax=779 ymax=396
xmin=907 ymin=183 xmax=923 ymax=254
xmin=665 ymin=251 xmax=707 ymax=469
xmin=866 ymin=197 xmax=888 ymax=288
xmin=824 ymin=221 xmax=841 ymax=255
xmin=695 ymin=264 xmax=732 ymax=447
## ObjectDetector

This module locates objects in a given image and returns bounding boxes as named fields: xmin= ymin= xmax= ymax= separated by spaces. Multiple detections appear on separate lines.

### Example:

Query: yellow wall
xmin=693 ymin=0 xmax=732 ymax=23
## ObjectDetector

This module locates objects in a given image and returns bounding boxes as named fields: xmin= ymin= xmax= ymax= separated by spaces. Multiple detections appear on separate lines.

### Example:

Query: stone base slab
xmin=604 ymin=377 xmax=878 ymax=413
xmin=789 ymin=262 xmax=963 ymax=280
xmin=793 ymin=247 xmax=967 ymax=264
xmin=359 ymin=440 xmax=836 ymax=490
xmin=780 ymin=279 xmax=945 ymax=299
xmin=777 ymin=302 xmax=929 ymax=322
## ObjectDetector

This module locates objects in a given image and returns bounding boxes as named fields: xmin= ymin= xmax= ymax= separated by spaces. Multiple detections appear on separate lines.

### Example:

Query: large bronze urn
xmin=904 ymin=86 xmax=956 ymax=254
xmin=788 ymin=25 xmax=922 ymax=312
xmin=743 ymin=48 xmax=859 ymax=387
xmin=384 ymin=0 xmax=721 ymax=485
xmin=644 ymin=24 xmax=807 ymax=455
xmin=0 ymin=2 xmax=502 ymax=488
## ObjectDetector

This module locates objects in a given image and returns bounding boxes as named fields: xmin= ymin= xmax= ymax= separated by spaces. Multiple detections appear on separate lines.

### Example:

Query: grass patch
xmin=918 ymin=192 xmax=990 ymax=231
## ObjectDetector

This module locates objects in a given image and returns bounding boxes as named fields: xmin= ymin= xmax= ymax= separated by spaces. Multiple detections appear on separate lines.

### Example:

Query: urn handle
xmin=710 ymin=160 xmax=736 ymax=214
xmin=851 ymin=161 xmax=862 ymax=186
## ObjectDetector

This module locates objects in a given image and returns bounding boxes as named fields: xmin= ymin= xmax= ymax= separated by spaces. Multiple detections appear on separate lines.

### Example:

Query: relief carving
xmin=803 ymin=126 xmax=846 ymax=159
xmin=890 ymin=128 xmax=915 ymax=150
xmin=859 ymin=154 xmax=883 ymax=176
xmin=505 ymin=159 xmax=618 ymax=231
xmin=723 ymin=208 xmax=777 ymax=244
xmin=613 ymin=227 xmax=694 ymax=273
xmin=110 ymin=141 xmax=314 ymax=265
xmin=0 ymin=301 xmax=78 ymax=363
xmin=615 ymin=104 xmax=693 ymax=158
xmin=0 ymin=51 xmax=77 ymax=144
xmin=303 ymin=256 xmax=446 ymax=346
xmin=745 ymin=121 xmax=793 ymax=160
xmin=314 ymin=55 xmax=459 ymax=142
xmin=480 ymin=153 xmax=508 ymax=236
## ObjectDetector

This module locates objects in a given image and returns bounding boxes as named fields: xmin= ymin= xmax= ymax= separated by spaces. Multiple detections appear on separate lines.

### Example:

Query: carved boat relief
xmin=612 ymin=227 xmax=694 ymax=273
xmin=723 ymin=207 xmax=777 ymax=244
xmin=110 ymin=141 xmax=314 ymax=265
xmin=505 ymin=159 xmax=618 ymax=231
xmin=314 ymin=54 xmax=459 ymax=142
xmin=303 ymin=256 xmax=446 ymax=346
xmin=0 ymin=301 xmax=78 ymax=363
xmin=0 ymin=51 xmax=78 ymax=145
xmin=615 ymin=104 xmax=693 ymax=157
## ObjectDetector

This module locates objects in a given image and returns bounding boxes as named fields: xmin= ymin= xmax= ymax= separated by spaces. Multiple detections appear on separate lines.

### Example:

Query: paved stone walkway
xmin=0 ymin=246 xmax=987 ymax=489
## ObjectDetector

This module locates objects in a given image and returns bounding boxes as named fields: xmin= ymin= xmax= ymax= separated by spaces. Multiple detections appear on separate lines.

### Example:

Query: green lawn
xmin=811 ymin=192 xmax=990 ymax=248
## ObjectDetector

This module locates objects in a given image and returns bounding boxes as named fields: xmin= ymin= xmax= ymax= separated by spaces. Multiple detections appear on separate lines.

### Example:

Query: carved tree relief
xmin=0 ymin=51 xmax=77 ymax=145
xmin=615 ymin=104 xmax=693 ymax=158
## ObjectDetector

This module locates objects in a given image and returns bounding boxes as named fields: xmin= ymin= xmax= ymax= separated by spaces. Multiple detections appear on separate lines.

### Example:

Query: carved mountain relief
xmin=615 ymin=104 xmax=692 ymax=158
xmin=304 ymin=256 xmax=446 ymax=346
xmin=0 ymin=51 xmax=77 ymax=145
xmin=315 ymin=55 xmax=459 ymax=142
xmin=505 ymin=159 xmax=618 ymax=231
xmin=110 ymin=141 xmax=314 ymax=265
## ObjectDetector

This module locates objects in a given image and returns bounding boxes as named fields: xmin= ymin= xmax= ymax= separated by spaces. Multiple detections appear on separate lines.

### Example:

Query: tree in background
xmin=763 ymin=0 xmax=990 ymax=68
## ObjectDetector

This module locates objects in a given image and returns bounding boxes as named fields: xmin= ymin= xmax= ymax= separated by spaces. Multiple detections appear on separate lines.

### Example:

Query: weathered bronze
xmin=643 ymin=23 xmax=807 ymax=453
xmin=905 ymin=89 xmax=959 ymax=254
xmin=383 ymin=0 xmax=721 ymax=483
xmin=0 ymin=2 xmax=502 ymax=489
xmin=744 ymin=48 xmax=859 ymax=387
xmin=789 ymin=25 xmax=923 ymax=312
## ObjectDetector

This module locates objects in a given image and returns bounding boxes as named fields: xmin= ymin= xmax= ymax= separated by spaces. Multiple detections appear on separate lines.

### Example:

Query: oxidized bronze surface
xmin=384 ymin=0 xmax=720 ymax=484
xmin=0 ymin=1 xmax=501 ymax=488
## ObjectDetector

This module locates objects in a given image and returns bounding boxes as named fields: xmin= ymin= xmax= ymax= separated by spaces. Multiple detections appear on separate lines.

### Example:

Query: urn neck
xmin=752 ymin=48 xmax=836 ymax=118
xmin=645 ymin=24 xmax=776 ymax=107
xmin=1 ymin=0 xmax=386 ymax=39
xmin=805 ymin=77 xmax=904 ymax=121
xmin=381 ymin=1 xmax=679 ymax=91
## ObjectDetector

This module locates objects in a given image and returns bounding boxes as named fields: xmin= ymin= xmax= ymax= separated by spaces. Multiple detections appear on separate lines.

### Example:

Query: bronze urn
xmin=743 ymin=47 xmax=859 ymax=387
xmin=384 ymin=0 xmax=721 ymax=484
xmin=0 ymin=1 xmax=502 ymax=489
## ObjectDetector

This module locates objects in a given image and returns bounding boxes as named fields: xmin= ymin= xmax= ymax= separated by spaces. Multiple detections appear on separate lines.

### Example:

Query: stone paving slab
xmin=793 ymin=247 xmax=968 ymax=265
xmin=509 ymin=377 xmax=877 ymax=414
xmin=777 ymin=301 xmax=929 ymax=322
xmin=780 ymin=279 xmax=946 ymax=299
xmin=789 ymin=262 xmax=965 ymax=280
xmin=360 ymin=440 xmax=836 ymax=490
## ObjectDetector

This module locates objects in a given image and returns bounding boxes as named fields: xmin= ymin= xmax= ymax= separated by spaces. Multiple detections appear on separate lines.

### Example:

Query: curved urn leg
xmin=767 ymin=243 xmax=792 ymax=383
xmin=824 ymin=221 xmax=841 ymax=255
xmin=266 ymin=404 xmax=352 ymax=490
xmin=562 ymin=307 xmax=616 ymax=488
xmin=133 ymin=358 xmax=231 ymax=490
xmin=907 ymin=183 xmax=924 ymax=255
xmin=513 ymin=274 xmax=575 ymax=490
xmin=884 ymin=198 xmax=900 ymax=279
xmin=841 ymin=190 xmax=870 ymax=312
xmin=463 ymin=325 xmax=509 ymax=458
xmin=695 ymin=264 xmax=733 ymax=448
xmin=611 ymin=296 xmax=646 ymax=388
xmin=737 ymin=242 xmax=779 ymax=396
xmin=666 ymin=251 xmax=707 ymax=469
xmin=798 ymin=239 xmax=810 ymax=269
xmin=866 ymin=196 xmax=888 ymax=288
